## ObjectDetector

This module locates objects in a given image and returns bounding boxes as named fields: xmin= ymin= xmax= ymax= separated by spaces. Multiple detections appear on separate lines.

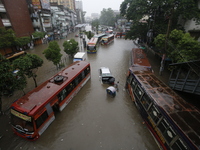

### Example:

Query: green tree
xmin=120 ymin=0 xmax=200 ymax=41
xmin=91 ymin=19 xmax=99 ymax=34
xmin=0 ymin=27 xmax=16 ymax=49
xmin=99 ymin=8 xmax=115 ymax=26
xmin=32 ymin=31 xmax=45 ymax=39
xmin=15 ymin=36 xmax=31 ymax=48
xmin=154 ymin=29 xmax=200 ymax=63
xmin=12 ymin=54 xmax=43 ymax=87
xmin=63 ymin=39 xmax=79 ymax=57
xmin=84 ymin=31 xmax=94 ymax=40
xmin=43 ymin=41 xmax=62 ymax=68
xmin=0 ymin=54 xmax=26 ymax=114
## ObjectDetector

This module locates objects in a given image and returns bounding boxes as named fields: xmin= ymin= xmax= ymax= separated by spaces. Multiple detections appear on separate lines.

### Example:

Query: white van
xmin=99 ymin=67 xmax=115 ymax=84
xmin=73 ymin=52 xmax=86 ymax=62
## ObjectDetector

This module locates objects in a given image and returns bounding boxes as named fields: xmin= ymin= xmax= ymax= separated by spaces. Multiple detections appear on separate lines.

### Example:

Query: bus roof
xmin=102 ymin=34 xmax=114 ymax=40
xmin=130 ymin=48 xmax=151 ymax=68
xmin=93 ymin=33 xmax=106 ymax=38
xmin=74 ymin=52 xmax=85 ymax=58
xmin=88 ymin=37 xmax=98 ymax=45
xmin=129 ymin=48 xmax=200 ymax=147
xmin=11 ymin=61 xmax=90 ymax=115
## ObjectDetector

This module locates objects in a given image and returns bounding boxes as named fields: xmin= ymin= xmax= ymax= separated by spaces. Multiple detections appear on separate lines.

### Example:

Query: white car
xmin=99 ymin=67 xmax=115 ymax=84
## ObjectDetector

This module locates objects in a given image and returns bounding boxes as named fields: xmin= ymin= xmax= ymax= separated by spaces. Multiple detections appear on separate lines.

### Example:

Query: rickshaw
xmin=106 ymin=86 xmax=116 ymax=97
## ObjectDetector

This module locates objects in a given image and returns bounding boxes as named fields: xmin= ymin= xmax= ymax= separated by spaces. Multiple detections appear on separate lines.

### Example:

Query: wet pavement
xmin=0 ymin=26 xmax=160 ymax=150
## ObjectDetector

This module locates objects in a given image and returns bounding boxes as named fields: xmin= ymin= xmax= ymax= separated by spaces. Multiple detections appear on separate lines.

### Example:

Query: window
xmin=58 ymin=88 xmax=67 ymax=101
xmin=84 ymin=66 xmax=90 ymax=75
xmin=135 ymin=85 xmax=143 ymax=99
xmin=131 ymin=78 xmax=137 ymax=92
xmin=158 ymin=118 xmax=176 ymax=144
xmin=75 ymin=73 xmax=83 ymax=85
xmin=171 ymin=138 xmax=188 ymax=150
xmin=35 ymin=111 xmax=48 ymax=129
xmin=81 ymin=71 xmax=85 ymax=79
xmin=148 ymin=105 xmax=161 ymax=123
xmin=141 ymin=93 xmax=152 ymax=110
xmin=127 ymin=74 xmax=133 ymax=84
xmin=66 ymin=80 xmax=75 ymax=95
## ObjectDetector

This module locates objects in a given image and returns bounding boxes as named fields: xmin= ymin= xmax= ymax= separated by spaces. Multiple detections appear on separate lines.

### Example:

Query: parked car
xmin=99 ymin=67 xmax=115 ymax=85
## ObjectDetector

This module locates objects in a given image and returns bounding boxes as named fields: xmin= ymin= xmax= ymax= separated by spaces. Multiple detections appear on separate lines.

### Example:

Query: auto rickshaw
xmin=106 ymin=86 xmax=116 ymax=97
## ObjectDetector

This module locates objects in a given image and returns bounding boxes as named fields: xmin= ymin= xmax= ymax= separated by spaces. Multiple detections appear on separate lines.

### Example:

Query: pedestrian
xmin=114 ymin=81 xmax=119 ymax=91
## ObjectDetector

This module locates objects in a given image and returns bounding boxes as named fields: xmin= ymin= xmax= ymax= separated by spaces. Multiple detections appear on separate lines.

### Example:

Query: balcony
xmin=2 ymin=19 xmax=11 ymax=27
xmin=32 ymin=21 xmax=40 ymax=28
xmin=43 ymin=22 xmax=51 ymax=27
xmin=0 ymin=4 xmax=6 ymax=12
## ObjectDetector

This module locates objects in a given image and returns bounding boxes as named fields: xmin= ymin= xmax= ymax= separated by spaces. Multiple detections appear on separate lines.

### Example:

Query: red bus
xmin=125 ymin=48 xmax=200 ymax=150
xmin=87 ymin=37 xmax=98 ymax=53
xmin=101 ymin=34 xmax=114 ymax=45
xmin=10 ymin=61 xmax=91 ymax=140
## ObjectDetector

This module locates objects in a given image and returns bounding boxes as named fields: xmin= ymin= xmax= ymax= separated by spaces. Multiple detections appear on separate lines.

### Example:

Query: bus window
xmin=81 ymin=71 xmax=85 ymax=79
xmin=76 ymin=73 xmax=83 ymax=84
xmin=158 ymin=118 xmax=177 ymax=144
xmin=66 ymin=81 xmax=75 ymax=95
xmin=84 ymin=67 xmax=90 ymax=75
xmin=58 ymin=88 xmax=67 ymax=101
xmin=171 ymin=138 xmax=188 ymax=150
xmin=135 ymin=85 xmax=143 ymax=99
xmin=148 ymin=105 xmax=161 ymax=124
xmin=35 ymin=111 xmax=49 ymax=129
xmin=11 ymin=114 xmax=34 ymax=132
xmin=131 ymin=78 xmax=137 ymax=91
xmin=127 ymin=74 xmax=133 ymax=84
xmin=141 ymin=93 xmax=152 ymax=110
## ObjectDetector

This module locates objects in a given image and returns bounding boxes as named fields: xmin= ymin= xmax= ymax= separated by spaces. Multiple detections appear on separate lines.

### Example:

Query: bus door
xmin=35 ymin=103 xmax=55 ymax=136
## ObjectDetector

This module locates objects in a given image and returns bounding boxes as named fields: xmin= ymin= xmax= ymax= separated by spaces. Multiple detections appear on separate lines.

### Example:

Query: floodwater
xmin=1 ymin=26 xmax=159 ymax=150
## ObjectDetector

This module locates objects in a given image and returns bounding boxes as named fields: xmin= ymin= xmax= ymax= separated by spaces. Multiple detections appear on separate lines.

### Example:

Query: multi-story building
xmin=50 ymin=0 xmax=76 ymax=11
xmin=0 ymin=0 xmax=34 ymax=59
xmin=0 ymin=0 xmax=34 ymax=37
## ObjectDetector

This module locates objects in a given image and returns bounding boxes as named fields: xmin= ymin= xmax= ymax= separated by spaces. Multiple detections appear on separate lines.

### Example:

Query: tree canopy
xmin=12 ymin=53 xmax=43 ymax=87
xmin=43 ymin=41 xmax=62 ymax=67
xmin=0 ymin=54 xmax=26 ymax=113
xmin=154 ymin=29 xmax=200 ymax=63
xmin=99 ymin=8 xmax=115 ymax=26
xmin=0 ymin=27 xmax=16 ymax=49
xmin=63 ymin=39 xmax=79 ymax=57
xmin=120 ymin=0 xmax=200 ymax=41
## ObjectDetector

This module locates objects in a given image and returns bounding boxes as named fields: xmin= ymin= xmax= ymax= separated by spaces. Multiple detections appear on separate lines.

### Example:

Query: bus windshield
xmin=11 ymin=109 xmax=34 ymax=133
xmin=87 ymin=45 xmax=95 ymax=50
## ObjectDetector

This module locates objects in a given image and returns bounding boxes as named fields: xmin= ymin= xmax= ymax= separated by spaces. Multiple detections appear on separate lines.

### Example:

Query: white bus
xmin=73 ymin=52 xmax=86 ymax=62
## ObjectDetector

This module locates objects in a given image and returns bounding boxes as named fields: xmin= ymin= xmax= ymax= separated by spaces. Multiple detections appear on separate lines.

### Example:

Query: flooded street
xmin=1 ymin=26 xmax=159 ymax=150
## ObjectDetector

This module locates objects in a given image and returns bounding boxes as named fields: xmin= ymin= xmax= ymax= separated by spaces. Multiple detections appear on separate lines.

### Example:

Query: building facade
xmin=0 ymin=0 xmax=34 ymax=37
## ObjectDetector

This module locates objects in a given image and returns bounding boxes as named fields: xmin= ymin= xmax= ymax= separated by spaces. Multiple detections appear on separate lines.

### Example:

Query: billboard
xmin=40 ymin=0 xmax=50 ymax=10
xmin=32 ymin=0 xmax=41 ymax=9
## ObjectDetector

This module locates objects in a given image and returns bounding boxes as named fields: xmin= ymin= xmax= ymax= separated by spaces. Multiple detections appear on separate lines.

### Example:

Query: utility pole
xmin=159 ymin=7 xmax=174 ymax=76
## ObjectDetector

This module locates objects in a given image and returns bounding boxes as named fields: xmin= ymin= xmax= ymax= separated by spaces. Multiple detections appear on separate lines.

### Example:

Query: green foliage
xmin=63 ymin=39 xmax=79 ymax=56
xmin=154 ymin=29 xmax=200 ymax=63
xmin=99 ymin=8 xmax=115 ymax=26
xmin=0 ymin=54 xmax=27 ymax=112
xmin=126 ymin=22 xmax=148 ymax=41
xmin=32 ymin=31 xmax=45 ymax=39
xmin=12 ymin=53 xmax=43 ymax=87
xmin=15 ymin=36 xmax=31 ymax=47
xmin=120 ymin=0 xmax=200 ymax=40
xmin=0 ymin=27 xmax=16 ymax=49
xmin=0 ymin=54 xmax=15 ymax=96
xmin=84 ymin=31 xmax=94 ymax=40
xmin=43 ymin=41 xmax=62 ymax=66
xmin=91 ymin=19 xmax=99 ymax=32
